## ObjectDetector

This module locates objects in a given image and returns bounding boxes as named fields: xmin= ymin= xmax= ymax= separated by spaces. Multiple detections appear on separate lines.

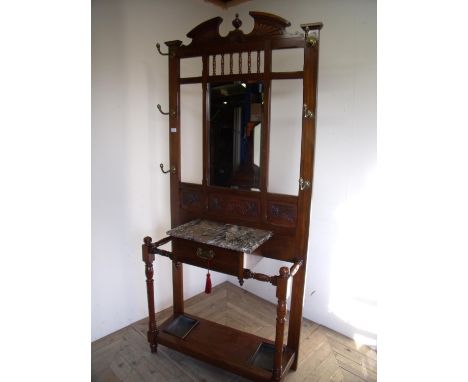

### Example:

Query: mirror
xmin=209 ymin=82 xmax=263 ymax=191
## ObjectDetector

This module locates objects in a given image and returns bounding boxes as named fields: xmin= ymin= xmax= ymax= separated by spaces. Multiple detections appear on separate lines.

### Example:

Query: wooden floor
xmin=92 ymin=282 xmax=377 ymax=382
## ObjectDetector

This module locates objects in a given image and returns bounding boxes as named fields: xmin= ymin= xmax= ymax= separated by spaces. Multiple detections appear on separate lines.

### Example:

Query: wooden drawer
xmin=172 ymin=238 xmax=243 ymax=278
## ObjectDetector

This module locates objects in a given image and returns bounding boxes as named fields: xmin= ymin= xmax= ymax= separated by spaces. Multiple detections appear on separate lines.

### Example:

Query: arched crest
xmin=184 ymin=11 xmax=292 ymax=46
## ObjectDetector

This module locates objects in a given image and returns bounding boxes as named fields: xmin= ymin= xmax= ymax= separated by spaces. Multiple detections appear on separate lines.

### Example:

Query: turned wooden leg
xmin=287 ymin=263 xmax=306 ymax=370
xmin=143 ymin=237 xmax=159 ymax=353
xmin=272 ymin=266 xmax=290 ymax=381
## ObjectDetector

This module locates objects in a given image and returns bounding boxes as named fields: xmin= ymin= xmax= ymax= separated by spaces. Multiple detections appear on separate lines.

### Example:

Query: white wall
xmin=92 ymin=0 xmax=228 ymax=341
xmin=93 ymin=0 xmax=376 ymax=346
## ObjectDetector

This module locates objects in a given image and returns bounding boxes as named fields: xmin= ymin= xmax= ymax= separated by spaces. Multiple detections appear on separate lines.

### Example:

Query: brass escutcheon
xmin=196 ymin=247 xmax=215 ymax=261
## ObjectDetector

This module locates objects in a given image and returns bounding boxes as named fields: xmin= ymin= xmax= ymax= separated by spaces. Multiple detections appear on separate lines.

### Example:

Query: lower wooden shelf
xmin=157 ymin=313 xmax=296 ymax=382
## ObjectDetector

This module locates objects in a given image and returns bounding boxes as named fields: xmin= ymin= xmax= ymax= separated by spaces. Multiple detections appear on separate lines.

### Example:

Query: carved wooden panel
xmin=180 ymin=187 xmax=204 ymax=212
xmin=267 ymin=201 xmax=297 ymax=227
xmin=208 ymin=193 xmax=260 ymax=221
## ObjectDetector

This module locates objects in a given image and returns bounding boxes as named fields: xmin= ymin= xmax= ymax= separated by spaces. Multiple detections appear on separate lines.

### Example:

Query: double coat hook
xmin=156 ymin=43 xmax=174 ymax=57
xmin=160 ymin=163 xmax=176 ymax=174
xmin=156 ymin=104 xmax=176 ymax=117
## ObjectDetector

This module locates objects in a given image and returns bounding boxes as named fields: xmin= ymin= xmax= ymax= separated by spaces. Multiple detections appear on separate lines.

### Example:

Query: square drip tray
xmin=249 ymin=342 xmax=284 ymax=371
xmin=163 ymin=315 xmax=199 ymax=339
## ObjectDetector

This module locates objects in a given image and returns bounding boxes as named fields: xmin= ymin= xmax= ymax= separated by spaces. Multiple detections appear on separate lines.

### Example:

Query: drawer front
xmin=172 ymin=238 xmax=243 ymax=277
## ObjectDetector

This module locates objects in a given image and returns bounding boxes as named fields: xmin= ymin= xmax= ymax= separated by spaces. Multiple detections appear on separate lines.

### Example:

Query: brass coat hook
xmin=156 ymin=43 xmax=174 ymax=57
xmin=303 ymin=104 xmax=314 ymax=119
xmin=299 ymin=177 xmax=311 ymax=191
xmin=302 ymin=25 xmax=318 ymax=47
xmin=156 ymin=104 xmax=176 ymax=117
xmin=160 ymin=163 xmax=176 ymax=174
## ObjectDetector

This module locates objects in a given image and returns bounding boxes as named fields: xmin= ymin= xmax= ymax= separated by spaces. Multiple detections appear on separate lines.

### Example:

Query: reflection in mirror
xmin=209 ymin=82 xmax=263 ymax=191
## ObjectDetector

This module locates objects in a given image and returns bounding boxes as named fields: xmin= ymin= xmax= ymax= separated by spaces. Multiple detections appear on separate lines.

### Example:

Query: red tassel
xmin=205 ymin=272 xmax=212 ymax=294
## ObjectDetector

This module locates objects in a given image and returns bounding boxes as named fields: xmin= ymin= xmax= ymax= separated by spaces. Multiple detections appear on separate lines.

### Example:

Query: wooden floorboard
xmin=92 ymin=281 xmax=377 ymax=381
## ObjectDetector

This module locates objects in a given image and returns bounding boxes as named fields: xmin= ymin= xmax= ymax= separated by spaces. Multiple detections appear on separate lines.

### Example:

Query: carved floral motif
xmin=208 ymin=194 xmax=259 ymax=220
xmin=268 ymin=202 xmax=297 ymax=227
xmin=181 ymin=189 xmax=203 ymax=211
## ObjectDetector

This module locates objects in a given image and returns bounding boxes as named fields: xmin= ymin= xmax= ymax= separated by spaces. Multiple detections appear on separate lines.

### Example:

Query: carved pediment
xmin=248 ymin=11 xmax=291 ymax=36
xmin=186 ymin=16 xmax=223 ymax=43
xmin=184 ymin=11 xmax=292 ymax=47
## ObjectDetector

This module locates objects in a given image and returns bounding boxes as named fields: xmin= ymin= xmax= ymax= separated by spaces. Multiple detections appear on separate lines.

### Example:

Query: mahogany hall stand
xmin=141 ymin=12 xmax=322 ymax=382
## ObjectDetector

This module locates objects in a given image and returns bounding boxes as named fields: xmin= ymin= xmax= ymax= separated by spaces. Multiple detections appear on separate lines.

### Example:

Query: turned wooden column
xmin=142 ymin=236 xmax=159 ymax=353
xmin=272 ymin=266 xmax=290 ymax=381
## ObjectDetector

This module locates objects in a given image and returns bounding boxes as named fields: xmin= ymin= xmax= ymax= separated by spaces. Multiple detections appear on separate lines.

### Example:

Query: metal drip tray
xmin=249 ymin=342 xmax=284 ymax=371
xmin=163 ymin=315 xmax=199 ymax=339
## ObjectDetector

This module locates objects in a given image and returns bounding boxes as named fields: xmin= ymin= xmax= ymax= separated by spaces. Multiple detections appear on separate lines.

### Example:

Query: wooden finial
xmin=279 ymin=266 xmax=290 ymax=278
xmin=232 ymin=13 xmax=242 ymax=30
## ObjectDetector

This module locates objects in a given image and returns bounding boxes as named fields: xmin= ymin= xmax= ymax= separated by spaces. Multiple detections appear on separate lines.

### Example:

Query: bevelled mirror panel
xmin=209 ymin=82 xmax=263 ymax=191
xmin=272 ymin=48 xmax=303 ymax=72
xmin=268 ymin=79 xmax=303 ymax=196
xmin=180 ymin=57 xmax=203 ymax=78
xmin=180 ymin=84 xmax=203 ymax=184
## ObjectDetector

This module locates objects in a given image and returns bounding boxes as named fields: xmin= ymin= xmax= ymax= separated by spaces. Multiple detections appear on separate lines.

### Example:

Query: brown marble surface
xmin=167 ymin=219 xmax=273 ymax=254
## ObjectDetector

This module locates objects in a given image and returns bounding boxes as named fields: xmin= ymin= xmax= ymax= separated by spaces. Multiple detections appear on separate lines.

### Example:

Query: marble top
xmin=167 ymin=219 xmax=273 ymax=254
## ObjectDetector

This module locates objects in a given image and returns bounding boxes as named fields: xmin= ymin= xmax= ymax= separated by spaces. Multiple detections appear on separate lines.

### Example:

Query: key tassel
xmin=205 ymin=271 xmax=212 ymax=294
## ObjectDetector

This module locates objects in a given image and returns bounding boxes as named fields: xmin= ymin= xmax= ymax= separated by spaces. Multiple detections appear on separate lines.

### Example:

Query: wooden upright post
xmin=142 ymin=237 xmax=159 ymax=353
xmin=287 ymin=23 xmax=322 ymax=370
xmin=166 ymin=40 xmax=185 ymax=317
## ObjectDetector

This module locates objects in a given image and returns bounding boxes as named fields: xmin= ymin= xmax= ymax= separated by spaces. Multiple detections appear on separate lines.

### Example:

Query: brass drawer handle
xmin=196 ymin=248 xmax=215 ymax=261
